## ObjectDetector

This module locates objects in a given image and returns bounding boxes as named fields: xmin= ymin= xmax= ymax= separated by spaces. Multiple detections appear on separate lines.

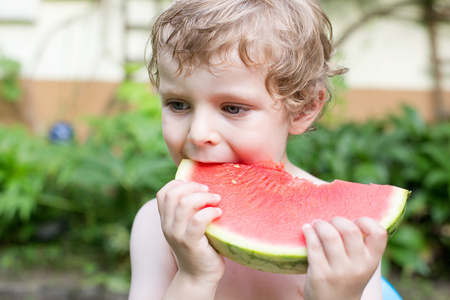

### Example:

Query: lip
xmin=182 ymin=148 xmax=241 ymax=165
xmin=188 ymin=159 xmax=228 ymax=164
xmin=184 ymin=156 xmax=241 ymax=165
xmin=182 ymin=153 xmax=235 ymax=165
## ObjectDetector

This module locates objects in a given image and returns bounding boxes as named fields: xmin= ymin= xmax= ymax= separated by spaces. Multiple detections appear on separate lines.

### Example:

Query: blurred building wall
xmin=0 ymin=0 xmax=449 ymax=137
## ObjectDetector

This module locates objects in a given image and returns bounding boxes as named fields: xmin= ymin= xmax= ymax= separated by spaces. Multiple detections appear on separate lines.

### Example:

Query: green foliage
xmin=288 ymin=105 xmax=450 ymax=278
xmin=0 ymin=69 xmax=175 ymax=290
xmin=0 ymin=127 xmax=47 ymax=224
xmin=1 ymin=95 xmax=448 ymax=285
xmin=1 ymin=244 xmax=62 ymax=271
xmin=0 ymin=53 xmax=22 ymax=102
xmin=320 ymin=74 xmax=349 ymax=126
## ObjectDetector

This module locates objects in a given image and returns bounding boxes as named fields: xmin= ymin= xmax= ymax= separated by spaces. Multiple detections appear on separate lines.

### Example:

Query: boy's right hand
xmin=302 ymin=217 xmax=386 ymax=300
xmin=156 ymin=179 xmax=225 ymax=286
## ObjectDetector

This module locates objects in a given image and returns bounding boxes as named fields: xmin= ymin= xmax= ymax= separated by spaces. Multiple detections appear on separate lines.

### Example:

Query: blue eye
xmin=168 ymin=101 xmax=190 ymax=111
xmin=223 ymin=105 xmax=241 ymax=114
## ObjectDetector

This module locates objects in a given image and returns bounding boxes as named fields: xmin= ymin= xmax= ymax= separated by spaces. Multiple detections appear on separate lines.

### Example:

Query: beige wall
xmin=340 ymin=89 xmax=449 ymax=123
xmin=0 ymin=80 xmax=119 ymax=139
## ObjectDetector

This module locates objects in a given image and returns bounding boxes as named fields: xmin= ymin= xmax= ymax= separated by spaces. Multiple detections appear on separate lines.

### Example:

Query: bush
xmin=0 ymin=53 xmax=22 ymax=102
xmin=0 ymin=76 xmax=176 ymax=287
xmin=0 ymin=102 xmax=448 ymax=282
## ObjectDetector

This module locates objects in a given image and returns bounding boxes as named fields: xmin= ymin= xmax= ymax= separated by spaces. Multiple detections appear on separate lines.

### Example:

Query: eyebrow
xmin=211 ymin=86 xmax=267 ymax=102
xmin=158 ymin=85 xmax=186 ymax=99
xmin=212 ymin=92 xmax=253 ymax=102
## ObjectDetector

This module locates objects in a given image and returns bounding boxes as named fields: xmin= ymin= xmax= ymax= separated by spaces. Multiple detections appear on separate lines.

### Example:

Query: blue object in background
xmin=48 ymin=121 xmax=74 ymax=143
xmin=382 ymin=277 xmax=402 ymax=300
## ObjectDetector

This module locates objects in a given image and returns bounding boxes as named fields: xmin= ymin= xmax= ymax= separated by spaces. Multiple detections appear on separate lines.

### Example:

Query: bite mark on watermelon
xmin=175 ymin=159 xmax=410 ymax=274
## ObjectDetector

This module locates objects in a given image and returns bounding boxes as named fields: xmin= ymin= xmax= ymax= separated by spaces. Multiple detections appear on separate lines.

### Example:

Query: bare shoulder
xmin=130 ymin=199 xmax=161 ymax=230
xmin=129 ymin=199 xmax=177 ymax=299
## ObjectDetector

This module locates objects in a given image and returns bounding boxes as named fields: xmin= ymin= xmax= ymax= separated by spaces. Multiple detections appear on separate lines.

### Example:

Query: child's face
xmin=158 ymin=51 xmax=297 ymax=166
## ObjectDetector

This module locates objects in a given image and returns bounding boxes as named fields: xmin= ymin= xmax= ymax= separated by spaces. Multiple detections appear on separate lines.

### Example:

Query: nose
xmin=188 ymin=109 xmax=220 ymax=146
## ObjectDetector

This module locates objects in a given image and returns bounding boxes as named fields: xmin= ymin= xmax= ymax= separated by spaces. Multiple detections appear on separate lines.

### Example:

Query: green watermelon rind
xmin=379 ymin=186 xmax=410 ymax=239
xmin=176 ymin=159 xmax=410 ymax=274
xmin=378 ymin=187 xmax=409 ymax=230
xmin=206 ymin=223 xmax=308 ymax=274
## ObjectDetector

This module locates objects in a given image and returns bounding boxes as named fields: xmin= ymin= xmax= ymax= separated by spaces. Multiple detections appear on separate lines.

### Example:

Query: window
xmin=0 ymin=0 xmax=40 ymax=22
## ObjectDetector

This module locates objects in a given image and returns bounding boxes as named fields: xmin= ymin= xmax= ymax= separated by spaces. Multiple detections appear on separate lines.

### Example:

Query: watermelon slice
xmin=175 ymin=159 xmax=409 ymax=274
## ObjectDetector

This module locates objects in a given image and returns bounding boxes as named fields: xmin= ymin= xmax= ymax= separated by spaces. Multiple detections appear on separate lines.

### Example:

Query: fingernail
xmin=213 ymin=194 xmax=221 ymax=200
xmin=302 ymin=223 xmax=312 ymax=231
xmin=201 ymin=184 xmax=209 ymax=191
xmin=311 ymin=219 xmax=322 ymax=225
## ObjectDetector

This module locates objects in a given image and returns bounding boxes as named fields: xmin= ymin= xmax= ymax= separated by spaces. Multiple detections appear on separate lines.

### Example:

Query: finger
xmin=185 ymin=206 xmax=223 ymax=242
xmin=160 ymin=182 xmax=210 ymax=223
xmin=172 ymin=192 xmax=221 ymax=234
xmin=311 ymin=220 xmax=347 ymax=265
xmin=156 ymin=180 xmax=185 ymax=216
xmin=302 ymin=223 xmax=328 ymax=269
xmin=354 ymin=217 xmax=387 ymax=257
xmin=330 ymin=217 xmax=365 ymax=257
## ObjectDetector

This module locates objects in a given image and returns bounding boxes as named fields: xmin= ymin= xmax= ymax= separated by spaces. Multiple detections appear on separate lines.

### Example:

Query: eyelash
xmin=222 ymin=105 xmax=249 ymax=115
xmin=165 ymin=100 xmax=190 ymax=111
xmin=164 ymin=100 xmax=250 ymax=116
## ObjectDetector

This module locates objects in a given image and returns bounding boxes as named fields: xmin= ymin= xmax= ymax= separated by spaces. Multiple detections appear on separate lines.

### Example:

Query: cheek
xmin=161 ymin=112 xmax=181 ymax=137
xmin=161 ymin=118 xmax=184 ymax=151
xmin=161 ymin=131 xmax=184 ymax=165
xmin=162 ymin=127 xmax=183 ymax=147
xmin=232 ymin=130 xmax=288 ymax=163
xmin=161 ymin=123 xmax=172 ymax=146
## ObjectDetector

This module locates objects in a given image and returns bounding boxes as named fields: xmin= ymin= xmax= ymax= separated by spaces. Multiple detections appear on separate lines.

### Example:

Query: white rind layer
xmin=206 ymin=223 xmax=308 ymax=257
xmin=175 ymin=159 xmax=195 ymax=180
xmin=379 ymin=185 xmax=410 ymax=229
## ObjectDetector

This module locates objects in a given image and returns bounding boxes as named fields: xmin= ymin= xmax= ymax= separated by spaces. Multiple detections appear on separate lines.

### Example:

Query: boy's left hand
xmin=302 ymin=217 xmax=387 ymax=300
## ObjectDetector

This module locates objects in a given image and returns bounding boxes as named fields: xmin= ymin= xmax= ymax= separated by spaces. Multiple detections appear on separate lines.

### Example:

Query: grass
xmin=0 ymin=244 xmax=131 ymax=294
xmin=387 ymin=273 xmax=450 ymax=299
xmin=1 ymin=244 xmax=449 ymax=298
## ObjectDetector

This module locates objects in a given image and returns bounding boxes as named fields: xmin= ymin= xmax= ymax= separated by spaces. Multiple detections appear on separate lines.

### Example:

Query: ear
xmin=289 ymin=91 xmax=326 ymax=135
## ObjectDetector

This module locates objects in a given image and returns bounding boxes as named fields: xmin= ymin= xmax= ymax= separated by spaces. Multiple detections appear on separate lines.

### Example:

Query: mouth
xmin=184 ymin=156 xmax=241 ymax=165
xmin=188 ymin=159 xmax=227 ymax=164
xmin=182 ymin=150 xmax=241 ymax=165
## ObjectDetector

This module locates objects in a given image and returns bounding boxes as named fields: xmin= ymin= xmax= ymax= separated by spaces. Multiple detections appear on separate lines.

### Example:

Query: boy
xmin=129 ymin=0 xmax=388 ymax=299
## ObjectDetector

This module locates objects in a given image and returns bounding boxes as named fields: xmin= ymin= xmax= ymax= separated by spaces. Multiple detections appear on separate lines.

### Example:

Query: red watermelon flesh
xmin=175 ymin=159 xmax=409 ymax=274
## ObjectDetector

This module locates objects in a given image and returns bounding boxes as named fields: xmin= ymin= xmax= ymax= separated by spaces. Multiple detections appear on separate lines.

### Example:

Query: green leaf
xmin=424 ymin=170 xmax=449 ymax=188
xmin=389 ymin=224 xmax=427 ymax=251
xmin=403 ymin=191 xmax=428 ymax=219
xmin=0 ymin=54 xmax=22 ymax=102
xmin=422 ymin=144 xmax=450 ymax=171
xmin=430 ymin=200 xmax=450 ymax=224
xmin=388 ymin=245 xmax=430 ymax=276
xmin=353 ymin=163 xmax=389 ymax=184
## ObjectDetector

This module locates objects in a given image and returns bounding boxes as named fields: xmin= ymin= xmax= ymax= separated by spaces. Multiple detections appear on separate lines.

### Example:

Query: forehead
xmin=157 ymin=46 xmax=267 ymax=81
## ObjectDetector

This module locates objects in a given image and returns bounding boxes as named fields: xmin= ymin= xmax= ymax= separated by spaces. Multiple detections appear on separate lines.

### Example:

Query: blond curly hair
xmin=147 ymin=0 xmax=347 ymax=116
